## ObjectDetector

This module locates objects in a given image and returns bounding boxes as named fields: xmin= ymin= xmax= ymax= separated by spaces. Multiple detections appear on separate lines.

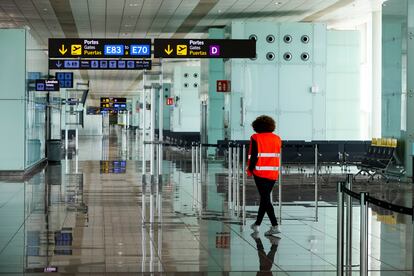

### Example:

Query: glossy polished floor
xmin=0 ymin=127 xmax=412 ymax=275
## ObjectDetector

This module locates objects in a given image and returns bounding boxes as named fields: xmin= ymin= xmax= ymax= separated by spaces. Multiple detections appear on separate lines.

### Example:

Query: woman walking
xmin=247 ymin=115 xmax=281 ymax=236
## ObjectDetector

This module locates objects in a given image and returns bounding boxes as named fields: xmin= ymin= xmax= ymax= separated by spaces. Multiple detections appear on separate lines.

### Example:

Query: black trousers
xmin=254 ymin=175 xmax=278 ymax=226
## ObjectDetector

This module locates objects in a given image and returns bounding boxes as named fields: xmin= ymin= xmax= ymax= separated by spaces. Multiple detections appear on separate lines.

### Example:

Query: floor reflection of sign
xmin=44 ymin=267 xmax=58 ymax=273
xmin=100 ymin=160 xmax=126 ymax=174
xmin=216 ymin=232 xmax=230 ymax=248
xmin=54 ymin=229 xmax=73 ymax=255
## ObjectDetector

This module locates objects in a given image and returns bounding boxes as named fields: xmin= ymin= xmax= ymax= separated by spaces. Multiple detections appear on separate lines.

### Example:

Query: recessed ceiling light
xmin=218 ymin=9 xmax=222 ymax=14
xmin=275 ymin=1 xmax=282 ymax=5
xmin=43 ymin=8 xmax=48 ymax=11
xmin=129 ymin=3 xmax=139 ymax=7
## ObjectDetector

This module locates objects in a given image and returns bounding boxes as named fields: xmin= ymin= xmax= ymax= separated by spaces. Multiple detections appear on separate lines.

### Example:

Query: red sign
xmin=166 ymin=97 xmax=174 ymax=105
xmin=216 ymin=80 xmax=231 ymax=92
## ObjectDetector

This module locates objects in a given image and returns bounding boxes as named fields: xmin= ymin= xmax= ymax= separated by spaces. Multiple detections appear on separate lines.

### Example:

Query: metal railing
xmin=336 ymin=174 xmax=413 ymax=275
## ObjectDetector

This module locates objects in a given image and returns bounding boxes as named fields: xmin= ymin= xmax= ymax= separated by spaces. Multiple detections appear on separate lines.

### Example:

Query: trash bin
xmin=47 ymin=139 xmax=62 ymax=162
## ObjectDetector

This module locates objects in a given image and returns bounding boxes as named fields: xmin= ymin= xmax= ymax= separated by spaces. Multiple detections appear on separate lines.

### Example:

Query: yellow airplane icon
xmin=176 ymin=45 xmax=187 ymax=55
xmin=71 ymin=44 xmax=82 ymax=55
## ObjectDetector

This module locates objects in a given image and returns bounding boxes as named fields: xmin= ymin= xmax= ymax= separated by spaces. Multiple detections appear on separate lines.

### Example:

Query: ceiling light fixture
xmin=129 ymin=3 xmax=139 ymax=7
xmin=275 ymin=1 xmax=282 ymax=5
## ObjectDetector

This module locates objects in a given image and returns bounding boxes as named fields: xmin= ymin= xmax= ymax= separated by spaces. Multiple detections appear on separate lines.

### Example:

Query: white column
xmin=372 ymin=10 xmax=382 ymax=137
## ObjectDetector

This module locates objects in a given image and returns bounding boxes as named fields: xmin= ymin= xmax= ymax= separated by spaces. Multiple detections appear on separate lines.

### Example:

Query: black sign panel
xmin=35 ymin=80 xmax=59 ymax=91
xmin=100 ymin=97 xmax=127 ymax=112
xmin=49 ymin=38 xmax=152 ymax=58
xmin=49 ymin=59 xmax=151 ymax=70
xmin=154 ymin=39 xmax=256 ymax=58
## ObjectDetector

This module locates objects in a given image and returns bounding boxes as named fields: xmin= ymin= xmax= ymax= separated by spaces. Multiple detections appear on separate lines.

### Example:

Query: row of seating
xmin=218 ymin=140 xmax=371 ymax=165
xmin=356 ymin=138 xmax=398 ymax=179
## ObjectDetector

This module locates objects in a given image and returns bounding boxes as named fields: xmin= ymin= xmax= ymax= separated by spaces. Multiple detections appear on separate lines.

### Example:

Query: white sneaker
xmin=265 ymin=235 xmax=281 ymax=245
xmin=264 ymin=226 xmax=280 ymax=236
xmin=250 ymin=223 xmax=259 ymax=233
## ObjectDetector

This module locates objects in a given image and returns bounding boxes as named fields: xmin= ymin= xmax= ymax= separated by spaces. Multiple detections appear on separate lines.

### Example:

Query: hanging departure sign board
xmin=48 ymin=38 xmax=152 ymax=58
xmin=154 ymin=39 xmax=256 ymax=58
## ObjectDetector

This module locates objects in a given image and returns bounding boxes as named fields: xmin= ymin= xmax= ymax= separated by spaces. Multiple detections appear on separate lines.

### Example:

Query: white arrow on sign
xmin=56 ymin=61 xmax=62 ymax=68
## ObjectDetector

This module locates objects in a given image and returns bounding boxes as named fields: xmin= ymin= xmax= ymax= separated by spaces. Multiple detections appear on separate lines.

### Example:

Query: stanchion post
xmin=314 ymin=144 xmax=318 ymax=221
xmin=195 ymin=144 xmax=199 ymax=180
xmin=337 ymin=181 xmax=344 ymax=275
xmin=199 ymin=143 xmax=202 ymax=179
xmin=191 ymin=143 xmax=195 ymax=177
xmin=278 ymin=150 xmax=282 ymax=223
xmin=346 ymin=174 xmax=353 ymax=274
xmin=360 ymin=192 xmax=369 ymax=276
xmin=228 ymin=144 xmax=233 ymax=209
xmin=232 ymin=144 xmax=237 ymax=210
xmin=242 ymin=144 xmax=246 ymax=223
xmin=236 ymin=145 xmax=240 ymax=213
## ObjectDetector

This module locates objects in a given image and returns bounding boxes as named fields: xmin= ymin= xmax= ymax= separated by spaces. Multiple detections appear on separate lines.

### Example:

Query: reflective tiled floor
xmin=0 ymin=127 xmax=412 ymax=275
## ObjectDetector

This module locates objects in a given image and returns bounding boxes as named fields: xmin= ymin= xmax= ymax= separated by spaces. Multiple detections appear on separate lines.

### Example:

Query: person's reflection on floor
xmin=251 ymin=233 xmax=281 ymax=276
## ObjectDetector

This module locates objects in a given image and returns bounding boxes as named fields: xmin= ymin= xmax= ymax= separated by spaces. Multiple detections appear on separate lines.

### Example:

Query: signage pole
xmin=158 ymin=59 xmax=164 ymax=181
xmin=315 ymin=144 xmax=318 ymax=221
xmin=150 ymin=86 xmax=156 ymax=183
xmin=65 ymin=90 xmax=68 ymax=155
xmin=142 ymin=71 xmax=147 ymax=183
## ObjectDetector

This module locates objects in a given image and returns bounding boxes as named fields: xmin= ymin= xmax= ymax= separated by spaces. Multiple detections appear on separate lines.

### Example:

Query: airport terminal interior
xmin=0 ymin=0 xmax=413 ymax=275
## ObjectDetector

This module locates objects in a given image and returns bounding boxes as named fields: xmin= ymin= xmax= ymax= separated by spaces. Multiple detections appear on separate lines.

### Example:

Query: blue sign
xmin=36 ymin=83 xmax=45 ymax=91
xmin=56 ymin=72 xmax=73 ymax=88
xmin=127 ymin=61 xmax=135 ymax=69
xmin=118 ymin=60 xmax=126 ymax=68
xmin=109 ymin=60 xmax=117 ymax=69
xmin=104 ymin=45 xmax=124 ymax=55
xmin=130 ymin=44 xmax=151 ymax=57
xmin=91 ymin=60 xmax=99 ymax=68
xmin=100 ymin=60 xmax=108 ymax=68
xmin=64 ymin=60 xmax=79 ymax=68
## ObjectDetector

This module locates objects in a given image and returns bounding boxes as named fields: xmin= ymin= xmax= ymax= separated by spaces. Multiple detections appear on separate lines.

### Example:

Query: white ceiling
xmin=0 ymin=0 xmax=382 ymax=98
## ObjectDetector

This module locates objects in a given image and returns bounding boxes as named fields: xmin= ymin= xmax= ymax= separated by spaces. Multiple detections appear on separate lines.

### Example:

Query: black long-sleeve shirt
xmin=248 ymin=138 xmax=258 ymax=173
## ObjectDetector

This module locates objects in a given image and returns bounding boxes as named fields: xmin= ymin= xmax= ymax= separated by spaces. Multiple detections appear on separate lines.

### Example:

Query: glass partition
xmin=25 ymin=31 xmax=48 ymax=168
xmin=382 ymin=0 xmax=408 ymax=138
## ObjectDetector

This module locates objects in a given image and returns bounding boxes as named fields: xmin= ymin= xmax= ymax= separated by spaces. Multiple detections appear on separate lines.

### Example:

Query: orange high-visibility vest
xmin=248 ymin=133 xmax=282 ymax=180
